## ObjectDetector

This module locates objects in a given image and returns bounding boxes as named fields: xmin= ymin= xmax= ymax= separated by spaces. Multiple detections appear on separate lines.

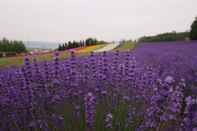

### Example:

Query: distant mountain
xmin=24 ymin=41 xmax=60 ymax=49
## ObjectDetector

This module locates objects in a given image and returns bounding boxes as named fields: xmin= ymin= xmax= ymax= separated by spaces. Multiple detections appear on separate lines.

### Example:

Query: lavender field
xmin=0 ymin=41 xmax=197 ymax=131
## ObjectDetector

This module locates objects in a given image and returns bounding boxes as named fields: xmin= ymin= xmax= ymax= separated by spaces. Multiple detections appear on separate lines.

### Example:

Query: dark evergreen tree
xmin=68 ymin=41 xmax=72 ymax=49
xmin=190 ymin=17 xmax=197 ymax=40
xmin=62 ymin=44 xmax=65 ymax=50
xmin=58 ymin=44 xmax=63 ymax=51
xmin=64 ymin=43 xmax=68 ymax=49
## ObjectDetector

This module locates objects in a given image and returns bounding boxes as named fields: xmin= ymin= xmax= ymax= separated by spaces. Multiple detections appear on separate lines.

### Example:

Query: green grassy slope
xmin=113 ymin=42 xmax=136 ymax=51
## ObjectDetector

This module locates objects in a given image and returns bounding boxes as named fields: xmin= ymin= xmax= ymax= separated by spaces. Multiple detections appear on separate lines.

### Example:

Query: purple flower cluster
xmin=0 ymin=41 xmax=196 ymax=130
xmin=105 ymin=113 xmax=112 ymax=128
xmin=84 ymin=92 xmax=96 ymax=127
xmin=182 ymin=96 xmax=197 ymax=131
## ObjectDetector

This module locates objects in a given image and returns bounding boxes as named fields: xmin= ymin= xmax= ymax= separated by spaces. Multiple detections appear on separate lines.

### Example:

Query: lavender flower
xmin=84 ymin=92 xmax=96 ymax=127
xmin=105 ymin=113 xmax=112 ymax=128
xmin=0 ymin=41 xmax=197 ymax=130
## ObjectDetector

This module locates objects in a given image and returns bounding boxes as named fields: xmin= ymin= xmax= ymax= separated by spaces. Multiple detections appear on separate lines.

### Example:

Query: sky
xmin=0 ymin=0 xmax=197 ymax=42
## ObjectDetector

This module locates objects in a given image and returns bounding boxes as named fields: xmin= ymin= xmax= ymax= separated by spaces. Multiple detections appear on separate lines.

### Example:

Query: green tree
xmin=0 ymin=38 xmax=27 ymax=54
xmin=85 ymin=38 xmax=98 ymax=46
xmin=64 ymin=42 xmax=68 ymax=49
xmin=58 ymin=44 xmax=63 ymax=51
xmin=190 ymin=17 xmax=197 ymax=40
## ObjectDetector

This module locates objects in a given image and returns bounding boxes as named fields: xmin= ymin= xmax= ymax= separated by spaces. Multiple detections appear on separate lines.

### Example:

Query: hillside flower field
xmin=0 ymin=41 xmax=197 ymax=131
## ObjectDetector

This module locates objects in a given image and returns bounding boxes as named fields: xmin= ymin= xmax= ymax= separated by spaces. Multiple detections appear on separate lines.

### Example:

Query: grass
xmin=113 ymin=42 xmax=136 ymax=51
xmin=0 ymin=44 xmax=106 ymax=69
xmin=0 ymin=56 xmax=24 ymax=68
xmin=0 ymin=51 xmax=70 ymax=69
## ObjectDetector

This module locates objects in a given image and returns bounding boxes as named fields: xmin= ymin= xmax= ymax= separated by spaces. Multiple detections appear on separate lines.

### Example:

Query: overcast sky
xmin=0 ymin=0 xmax=197 ymax=42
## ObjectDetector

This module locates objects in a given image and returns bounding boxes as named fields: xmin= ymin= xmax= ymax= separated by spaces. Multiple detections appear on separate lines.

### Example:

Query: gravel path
xmin=94 ymin=42 xmax=120 ymax=52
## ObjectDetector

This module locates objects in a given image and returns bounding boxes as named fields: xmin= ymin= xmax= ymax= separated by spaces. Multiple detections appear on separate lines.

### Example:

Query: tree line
xmin=58 ymin=38 xmax=106 ymax=51
xmin=0 ymin=38 xmax=27 ymax=57
xmin=138 ymin=32 xmax=190 ymax=43
xmin=138 ymin=17 xmax=197 ymax=42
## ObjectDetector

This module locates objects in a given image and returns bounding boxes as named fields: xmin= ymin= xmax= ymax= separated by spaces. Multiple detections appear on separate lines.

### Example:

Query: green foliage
xmin=139 ymin=31 xmax=190 ymax=43
xmin=85 ymin=38 xmax=97 ymax=46
xmin=94 ymin=102 xmax=106 ymax=131
xmin=190 ymin=17 xmax=197 ymax=40
xmin=79 ymin=103 xmax=86 ymax=131
xmin=0 ymin=38 xmax=27 ymax=56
